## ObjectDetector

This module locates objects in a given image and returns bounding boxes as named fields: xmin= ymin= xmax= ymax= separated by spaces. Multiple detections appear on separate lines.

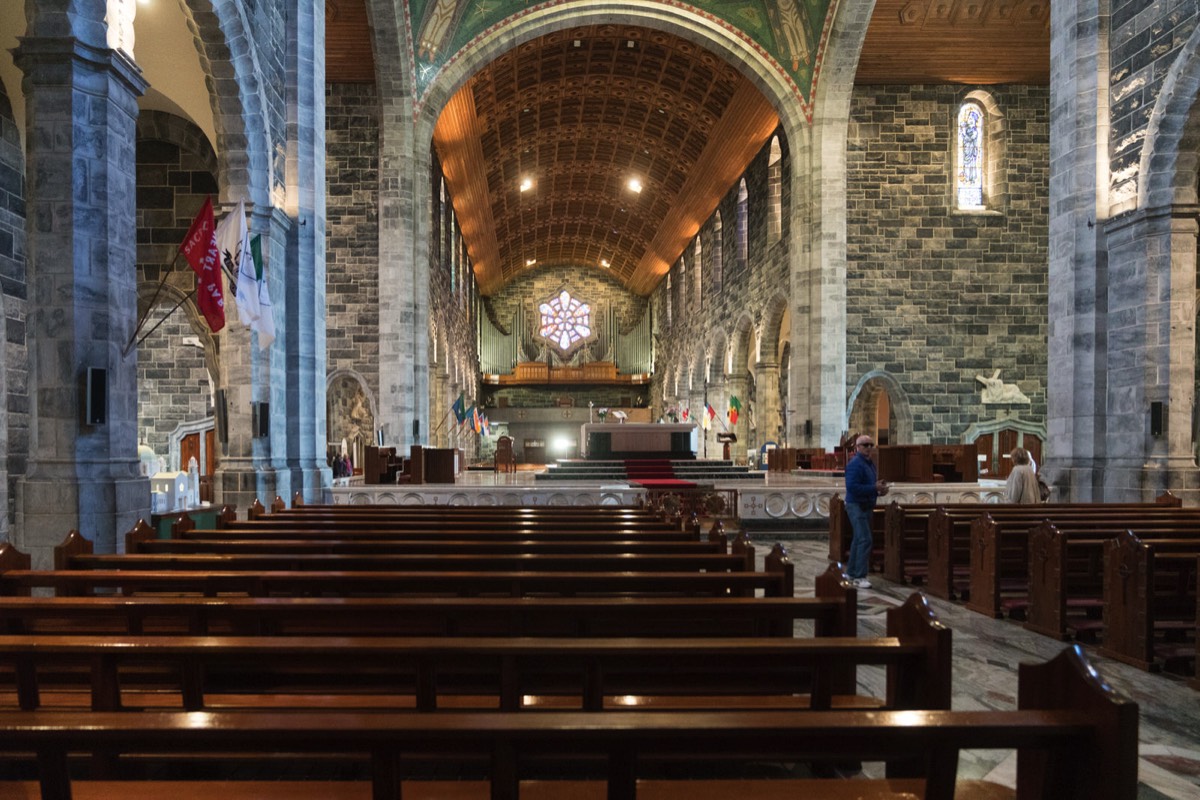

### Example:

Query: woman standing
xmin=1005 ymin=447 xmax=1041 ymax=504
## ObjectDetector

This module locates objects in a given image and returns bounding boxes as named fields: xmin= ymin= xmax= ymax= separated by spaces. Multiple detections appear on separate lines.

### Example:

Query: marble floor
xmin=762 ymin=536 xmax=1200 ymax=800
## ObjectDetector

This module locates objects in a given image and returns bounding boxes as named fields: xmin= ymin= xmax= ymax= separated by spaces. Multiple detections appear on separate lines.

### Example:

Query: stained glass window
xmin=957 ymin=103 xmax=984 ymax=209
xmin=538 ymin=289 xmax=592 ymax=352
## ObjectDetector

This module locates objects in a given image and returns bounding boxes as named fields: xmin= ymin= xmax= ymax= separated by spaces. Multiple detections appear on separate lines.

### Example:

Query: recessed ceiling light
xmin=526 ymin=258 xmax=536 ymax=266
xmin=519 ymin=177 xmax=533 ymax=192
xmin=600 ymin=259 xmax=610 ymax=268
xmin=574 ymin=40 xmax=581 ymax=47
xmin=627 ymin=178 xmax=642 ymax=194
xmin=626 ymin=40 xmax=636 ymax=48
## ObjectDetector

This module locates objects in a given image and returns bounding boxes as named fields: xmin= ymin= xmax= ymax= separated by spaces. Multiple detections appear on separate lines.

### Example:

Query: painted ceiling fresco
xmin=407 ymin=0 xmax=834 ymax=107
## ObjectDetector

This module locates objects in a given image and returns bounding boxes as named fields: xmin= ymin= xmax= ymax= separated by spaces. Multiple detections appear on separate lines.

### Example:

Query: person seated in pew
xmin=1004 ymin=447 xmax=1041 ymax=504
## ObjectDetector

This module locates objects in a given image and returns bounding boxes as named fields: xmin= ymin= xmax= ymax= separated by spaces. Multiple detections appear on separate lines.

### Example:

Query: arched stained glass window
xmin=768 ymin=136 xmax=782 ymax=244
xmin=736 ymin=179 xmax=749 ymax=271
xmin=957 ymin=102 xmax=984 ymax=209
xmin=712 ymin=211 xmax=723 ymax=292
xmin=693 ymin=236 xmax=702 ymax=306
xmin=538 ymin=289 xmax=592 ymax=352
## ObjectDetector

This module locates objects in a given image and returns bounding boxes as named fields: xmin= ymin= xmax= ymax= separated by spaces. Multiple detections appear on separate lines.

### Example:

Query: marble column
xmin=13 ymin=24 xmax=149 ymax=565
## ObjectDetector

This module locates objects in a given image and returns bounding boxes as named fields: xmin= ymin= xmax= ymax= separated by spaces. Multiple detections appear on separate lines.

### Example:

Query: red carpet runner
xmin=623 ymin=459 xmax=695 ymax=489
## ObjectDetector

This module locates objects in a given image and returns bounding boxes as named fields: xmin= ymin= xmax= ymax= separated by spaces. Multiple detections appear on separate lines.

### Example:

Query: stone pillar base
xmin=16 ymin=475 xmax=149 ymax=567
xmin=214 ymin=464 xmax=277 ymax=520
xmin=1102 ymin=458 xmax=1200 ymax=505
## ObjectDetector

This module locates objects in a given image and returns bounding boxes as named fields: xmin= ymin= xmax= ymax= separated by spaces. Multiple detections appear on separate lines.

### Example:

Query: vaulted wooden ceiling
xmin=326 ymin=0 xmax=1050 ymax=296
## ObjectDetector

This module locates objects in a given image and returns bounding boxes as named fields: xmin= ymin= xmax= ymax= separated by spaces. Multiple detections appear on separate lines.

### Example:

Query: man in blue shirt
xmin=843 ymin=434 xmax=889 ymax=588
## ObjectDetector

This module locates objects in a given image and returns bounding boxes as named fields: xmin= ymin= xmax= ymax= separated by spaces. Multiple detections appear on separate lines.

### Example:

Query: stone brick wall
xmin=845 ymin=84 xmax=1049 ymax=442
xmin=134 ymin=115 xmax=220 ymax=465
xmin=325 ymin=83 xmax=380 ymax=402
xmin=136 ymin=312 xmax=213 ymax=461
xmin=0 ymin=85 xmax=26 ymax=521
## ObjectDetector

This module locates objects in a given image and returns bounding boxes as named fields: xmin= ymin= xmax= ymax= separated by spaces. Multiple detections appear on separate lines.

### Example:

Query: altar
xmin=580 ymin=422 xmax=697 ymax=460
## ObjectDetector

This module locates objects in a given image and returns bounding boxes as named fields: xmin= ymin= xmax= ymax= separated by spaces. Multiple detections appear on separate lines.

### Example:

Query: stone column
xmin=754 ymin=360 xmax=781 ymax=451
xmin=213 ymin=203 xmax=286 ymax=514
xmin=1101 ymin=207 xmax=1200 ymax=502
xmin=13 ymin=24 xmax=149 ymax=565
xmin=1045 ymin=0 xmax=1108 ymax=499
xmin=281 ymin=0 xmax=329 ymax=502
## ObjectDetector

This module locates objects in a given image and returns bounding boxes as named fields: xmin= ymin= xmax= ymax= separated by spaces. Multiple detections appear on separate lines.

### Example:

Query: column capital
xmin=14 ymin=36 xmax=148 ymax=97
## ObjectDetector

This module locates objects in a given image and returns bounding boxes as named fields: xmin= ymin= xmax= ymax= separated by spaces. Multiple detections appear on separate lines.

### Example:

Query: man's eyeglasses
xmin=858 ymin=443 xmax=875 ymax=448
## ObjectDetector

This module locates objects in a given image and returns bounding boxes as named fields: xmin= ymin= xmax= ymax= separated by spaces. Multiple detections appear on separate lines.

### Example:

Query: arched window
xmin=665 ymin=274 xmax=673 ymax=327
xmin=736 ymin=179 xmax=749 ymax=272
xmin=433 ymin=178 xmax=443 ymax=263
xmin=678 ymin=256 xmax=687 ymax=314
xmin=767 ymin=136 xmax=782 ymax=245
xmin=693 ymin=236 xmax=703 ymax=307
xmin=956 ymin=102 xmax=985 ymax=209
xmin=449 ymin=217 xmax=457 ymax=294
xmin=712 ymin=211 xmax=723 ymax=292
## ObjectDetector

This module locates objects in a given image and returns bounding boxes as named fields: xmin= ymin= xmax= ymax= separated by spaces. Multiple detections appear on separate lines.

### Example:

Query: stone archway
xmin=327 ymin=370 xmax=377 ymax=472
xmin=847 ymin=371 xmax=914 ymax=446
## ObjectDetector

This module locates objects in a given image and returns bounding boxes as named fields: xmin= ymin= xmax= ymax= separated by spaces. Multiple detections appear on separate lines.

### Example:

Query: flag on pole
xmin=179 ymin=197 xmax=225 ymax=332
xmin=703 ymin=403 xmax=716 ymax=430
xmin=681 ymin=407 xmax=689 ymax=421
xmin=472 ymin=406 xmax=483 ymax=434
xmin=248 ymin=235 xmax=276 ymax=351
xmin=451 ymin=393 xmax=468 ymax=424
xmin=728 ymin=396 xmax=742 ymax=425
xmin=481 ymin=414 xmax=491 ymax=437
xmin=216 ymin=200 xmax=258 ymax=326
xmin=460 ymin=405 xmax=476 ymax=427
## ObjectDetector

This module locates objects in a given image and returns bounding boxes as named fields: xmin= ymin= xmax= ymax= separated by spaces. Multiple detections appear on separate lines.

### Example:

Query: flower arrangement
xmin=597 ymin=407 xmax=610 ymax=421
xmin=663 ymin=407 xmax=680 ymax=423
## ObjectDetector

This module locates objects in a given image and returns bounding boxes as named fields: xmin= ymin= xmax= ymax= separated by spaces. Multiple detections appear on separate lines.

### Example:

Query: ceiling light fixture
xmin=600 ymin=259 xmax=610 ymax=268
xmin=519 ymin=177 xmax=533 ymax=192
xmin=526 ymin=258 xmax=537 ymax=266
xmin=627 ymin=178 xmax=642 ymax=194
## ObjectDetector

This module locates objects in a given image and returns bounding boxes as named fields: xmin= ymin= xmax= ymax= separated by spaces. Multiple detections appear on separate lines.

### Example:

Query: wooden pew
xmin=880 ymin=494 xmax=1183 ymax=587
xmin=0 ymin=540 xmax=796 ymax=598
xmin=971 ymin=514 xmax=1200 ymax=620
xmin=0 ymin=593 xmax=946 ymax=714
xmin=1022 ymin=520 xmax=1200 ymax=642
xmin=1099 ymin=530 xmax=1200 ymax=672
xmin=0 ymin=645 xmax=1136 ymax=800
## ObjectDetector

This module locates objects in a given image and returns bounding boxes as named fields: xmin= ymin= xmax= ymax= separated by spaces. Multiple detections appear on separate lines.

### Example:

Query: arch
xmin=137 ymin=281 xmax=219 ymax=380
xmin=711 ymin=210 xmax=724 ymax=293
xmin=728 ymin=314 xmax=755 ymax=376
xmin=768 ymin=135 xmax=783 ymax=243
xmin=326 ymin=369 xmax=378 ymax=467
xmin=846 ymin=371 xmax=915 ymax=445
xmin=181 ymin=0 xmax=273 ymax=209
xmin=736 ymin=178 xmax=749 ymax=272
xmin=759 ymin=293 xmax=789 ymax=366
xmin=1136 ymin=21 xmax=1200 ymax=211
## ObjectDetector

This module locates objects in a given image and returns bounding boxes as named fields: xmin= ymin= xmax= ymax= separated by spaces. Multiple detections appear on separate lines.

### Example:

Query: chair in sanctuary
xmin=494 ymin=436 xmax=516 ymax=473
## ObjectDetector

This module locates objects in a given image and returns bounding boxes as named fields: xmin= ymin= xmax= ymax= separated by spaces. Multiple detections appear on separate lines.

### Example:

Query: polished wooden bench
xmin=0 ymin=584 xmax=852 ymax=641
xmin=0 ymin=644 xmax=1136 ymax=800
xmin=1099 ymin=530 xmax=1200 ymax=674
xmin=969 ymin=513 xmax=1200 ymax=619
xmin=0 ymin=593 xmax=946 ymax=714
xmin=0 ymin=540 xmax=796 ymax=598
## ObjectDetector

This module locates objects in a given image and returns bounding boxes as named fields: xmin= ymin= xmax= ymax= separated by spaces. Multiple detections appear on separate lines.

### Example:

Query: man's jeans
xmin=845 ymin=502 xmax=874 ymax=579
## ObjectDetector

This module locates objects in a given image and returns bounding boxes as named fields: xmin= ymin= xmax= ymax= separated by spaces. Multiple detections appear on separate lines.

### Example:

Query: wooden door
xmin=996 ymin=429 xmax=1019 ymax=479
xmin=181 ymin=433 xmax=201 ymax=473
xmin=204 ymin=429 xmax=216 ymax=474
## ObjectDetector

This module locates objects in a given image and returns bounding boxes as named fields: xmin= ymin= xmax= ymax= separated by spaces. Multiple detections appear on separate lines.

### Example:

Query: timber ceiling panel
xmin=326 ymin=1 xmax=1050 ymax=295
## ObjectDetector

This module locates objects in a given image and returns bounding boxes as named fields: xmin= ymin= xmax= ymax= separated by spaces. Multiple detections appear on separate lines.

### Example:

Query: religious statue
xmin=975 ymin=369 xmax=1031 ymax=405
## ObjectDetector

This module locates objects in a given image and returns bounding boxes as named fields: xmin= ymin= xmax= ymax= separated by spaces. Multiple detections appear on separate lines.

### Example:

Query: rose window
xmin=538 ymin=290 xmax=592 ymax=352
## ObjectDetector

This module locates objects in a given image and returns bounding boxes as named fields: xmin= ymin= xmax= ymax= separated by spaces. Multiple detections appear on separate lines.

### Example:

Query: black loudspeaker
xmin=376 ymin=430 xmax=384 ymax=446
xmin=413 ymin=419 xmax=419 ymax=440
xmin=252 ymin=401 xmax=270 ymax=438
xmin=215 ymin=390 xmax=228 ymax=443
xmin=1150 ymin=401 xmax=1164 ymax=437
xmin=85 ymin=367 xmax=107 ymax=426
xmin=804 ymin=419 xmax=812 ymax=438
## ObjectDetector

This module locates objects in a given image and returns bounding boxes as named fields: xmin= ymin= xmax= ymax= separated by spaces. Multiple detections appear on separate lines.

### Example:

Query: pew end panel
xmin=763 ymin=544 xmax=795 ymax=598
xmin=885 ymin=593 xmax=952 ymax=711
xmin=1017 ymin=644 xmax=1139 ymax=800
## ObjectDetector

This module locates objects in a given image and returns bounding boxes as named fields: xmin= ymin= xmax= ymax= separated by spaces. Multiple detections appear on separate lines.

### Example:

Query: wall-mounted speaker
xmin=85 ymin=367 xmax=107 ymax=426
xmin=412 ymin=419 xmax=420 ymax=440
xmin=251 ymin=401 xmax=270 ymax=438
xmin=804 ymin=419 xmax=812 ymax=438
xmin=215 ymin=389 xmax=229 ymax=443
xmin=1150 ymin=401 xmax=1165 ymax=437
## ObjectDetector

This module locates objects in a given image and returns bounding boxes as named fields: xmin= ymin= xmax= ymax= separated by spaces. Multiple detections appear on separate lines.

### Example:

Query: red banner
xmin=179 ymin=197 xmax=225 ymax=332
